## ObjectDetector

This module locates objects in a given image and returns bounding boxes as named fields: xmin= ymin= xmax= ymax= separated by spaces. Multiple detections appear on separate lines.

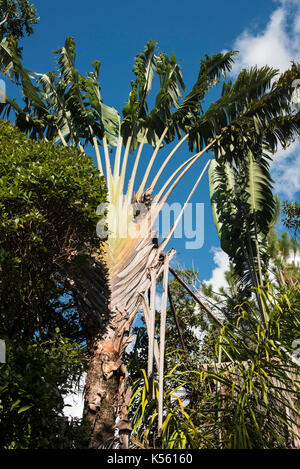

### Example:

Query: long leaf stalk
xmin=148 ymin=133 xmax=189 ymax=193
xmin=140 ymin=294 xmax=160 ymax=370
xmin=57 ymin=127 xmax=67 ymax=147
xmin=158 ymin=159 xmax=211 ymax=253
xmin=89 ymin=124 xmax=104 ymax=175
xmin=135 ymin=127 xmax=168 ymax=200
xmin=153 ymin=138 xmax=217 ymax=204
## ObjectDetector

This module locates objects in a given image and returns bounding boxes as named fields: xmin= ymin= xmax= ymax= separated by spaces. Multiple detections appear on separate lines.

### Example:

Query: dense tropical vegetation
xmin=0 ymin=0 xmax=299 ymax=450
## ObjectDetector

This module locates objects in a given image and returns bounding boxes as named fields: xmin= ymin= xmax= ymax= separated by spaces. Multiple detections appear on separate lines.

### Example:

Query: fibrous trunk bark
xmin=83 ymin=331 xmax=131 ymax=448
xmin=66 ymin=255 xmax=132 ymax=448
xmin=66 ymin=252 xmax=156 ymax=448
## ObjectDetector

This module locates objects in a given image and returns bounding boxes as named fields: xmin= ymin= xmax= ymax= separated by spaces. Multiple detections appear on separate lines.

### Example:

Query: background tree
xmin=0 ymin=336 xmax=88 ymax=449
xmin=0 ymin=0 xmax=38 ymax=39
xmin=267 ymin=229 xmax=299 ymax=288
xmin=201 ymin=262 xmax=256 ymax=324
xmin=0 ymin=0 xmax=38 ymax=77
xmin=0 ymin=120 xmax=106 ymax=448
xmin=282 ymin=200 xmax=300 ymax=242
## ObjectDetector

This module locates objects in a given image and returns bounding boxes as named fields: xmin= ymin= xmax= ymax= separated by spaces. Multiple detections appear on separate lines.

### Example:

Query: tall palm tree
xmin=1 ymin=38 xmax=300 ymax=447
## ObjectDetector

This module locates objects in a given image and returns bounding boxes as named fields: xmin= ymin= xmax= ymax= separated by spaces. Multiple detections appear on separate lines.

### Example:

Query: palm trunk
xmin=83 ymin=328 xmax=131 ymax=449
xmin=65 ymin=256 xmax=132 ymax=448
xmin=83 ymin=335 xmax=120 ymax=448
xmin=65 ymin=249 xmax=167 ymax=448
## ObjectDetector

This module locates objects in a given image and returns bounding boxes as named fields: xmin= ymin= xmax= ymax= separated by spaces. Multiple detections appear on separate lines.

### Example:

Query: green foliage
xmin=129 ymin=284 xmax=300 ymax=449
xmin=0 ymin=36 xmax=120 ymax=145
xmin=206 ymin=284 xmax=300 ymax=448
xmin=4 ymin=37 xmax=296 ymax=164
xmin=0 ymin=0 xmax=38 ymax=77
xmin=190 ymin=64 xmax=300 ymax=157
xmin=201 ymin=262 xmax=255 ymax=324
xmin=0 ymin=120 xmax=106 ymax=342
xmin=0 ymin=335 xmax=88 ymax=449
xmin=122 ymin=40 xmax=188 ymax=150
xmin=209 ymin=151 xmax=275 ymax=295
xmin=0 ymin=0 xmax=38 ymax=40
xmin=129 ymin=366 xmax=208 ymax=449
xmin=0 ymin=120 xmax=106 ymax=447
xmin=282 ymin=200 xmax=300 ymax=241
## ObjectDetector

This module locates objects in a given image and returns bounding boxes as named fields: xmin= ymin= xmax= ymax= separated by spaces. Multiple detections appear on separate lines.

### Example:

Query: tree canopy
xmin=0 ymin=120 xmax=106 ymax=448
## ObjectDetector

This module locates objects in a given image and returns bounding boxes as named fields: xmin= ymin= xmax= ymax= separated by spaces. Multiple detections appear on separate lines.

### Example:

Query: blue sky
xmin=5 ymin=0 xmax=300 ymax=289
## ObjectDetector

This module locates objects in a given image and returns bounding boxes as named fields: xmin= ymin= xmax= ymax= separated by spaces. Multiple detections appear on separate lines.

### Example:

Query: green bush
xmin=0 ymin=119 xmax=106 ymax=341
xmin=0 ymin=120 xmax=106 ymax=447
xmin=0 ymin=336 xmax=88 ymax=449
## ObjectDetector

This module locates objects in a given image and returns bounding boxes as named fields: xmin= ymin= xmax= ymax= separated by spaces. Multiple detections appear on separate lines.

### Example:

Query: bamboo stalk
xmin=158 ymin=255 xmax=170 ymax=436
xmin=168 ymin=287 xmax=186 ymax=354
xmin=147 ymin=269 xmax=157 ymax=383
xmin=169 ymin=267 xmax=223 ymax=327
xmin=141 ymin=294 xmax=160 ymax=371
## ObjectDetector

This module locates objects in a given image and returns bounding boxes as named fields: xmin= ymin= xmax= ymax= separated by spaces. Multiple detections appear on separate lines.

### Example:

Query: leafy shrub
xmin=0 ymin=120 xmax=106 ymax=447
xmin=0 ymin=336 xmax=88 ymax=449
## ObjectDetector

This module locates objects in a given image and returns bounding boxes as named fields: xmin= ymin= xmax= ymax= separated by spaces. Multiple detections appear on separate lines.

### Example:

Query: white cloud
xmin=227 ymin=0 xmax=300 ymax=199
xmin=203 ymin=247 xmax=230 ymax=291
xmin=269 ymin=140 xmax=300 ymax=198
xmin=231 ymin=0 xmax=300 ymax=74
xmin=288 ymin=250 xmax=300 ymax=265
